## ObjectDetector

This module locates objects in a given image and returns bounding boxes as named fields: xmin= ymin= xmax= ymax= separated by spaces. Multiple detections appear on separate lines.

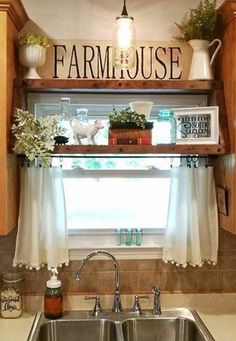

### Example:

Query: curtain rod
xmin=50 ymin=154 xmax=215 ymax=159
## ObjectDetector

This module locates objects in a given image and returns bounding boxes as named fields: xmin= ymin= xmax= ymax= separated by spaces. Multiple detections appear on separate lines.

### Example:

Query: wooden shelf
xmin=53 ymin=144 xmax=227 ymax=156
xmin=14 ymin=79 xmax=223 ymax=93
xmin=14 ymin=78 xmax=229 ymax=156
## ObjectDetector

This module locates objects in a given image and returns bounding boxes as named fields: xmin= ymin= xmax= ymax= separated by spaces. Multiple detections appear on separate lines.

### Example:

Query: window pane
xmin=55 ymin=156 xmax=178 ymax=231
xmin=64 ymin=176 xmax=170 ymax=230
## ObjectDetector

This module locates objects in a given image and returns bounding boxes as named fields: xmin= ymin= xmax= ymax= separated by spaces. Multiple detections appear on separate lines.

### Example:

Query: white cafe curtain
xmin=162 ymin=160 xmax=218 ymax=267
xmin=13 ymin=165 xmax=69 ymax=270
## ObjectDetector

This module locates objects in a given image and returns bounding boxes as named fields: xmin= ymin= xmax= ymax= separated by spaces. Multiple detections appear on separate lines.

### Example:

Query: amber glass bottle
xmin=44 ymin=268 xmax=63 ymax=319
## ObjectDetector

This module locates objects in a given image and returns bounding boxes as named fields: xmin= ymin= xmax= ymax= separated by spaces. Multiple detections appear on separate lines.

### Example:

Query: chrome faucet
xmin=76 ymin=250 xmax=122 ymax=312
xmin=152 ymin=285 xmax=161 ymax=315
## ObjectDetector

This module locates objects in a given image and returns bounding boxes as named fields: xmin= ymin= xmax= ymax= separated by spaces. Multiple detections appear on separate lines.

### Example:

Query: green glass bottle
xmin=125 ymin=228 xmax=132 ymax=246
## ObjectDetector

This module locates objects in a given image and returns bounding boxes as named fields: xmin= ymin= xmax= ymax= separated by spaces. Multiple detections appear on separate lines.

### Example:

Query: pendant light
xmin=112 ymin=0 xmax=136 ymax=69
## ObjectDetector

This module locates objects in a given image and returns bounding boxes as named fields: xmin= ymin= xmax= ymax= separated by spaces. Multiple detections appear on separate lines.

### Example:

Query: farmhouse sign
xmin=40 ymin=40 xmax=191 ymax=80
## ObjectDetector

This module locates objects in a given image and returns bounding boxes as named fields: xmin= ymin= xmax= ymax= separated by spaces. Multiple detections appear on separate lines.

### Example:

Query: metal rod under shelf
xmin=49 ymin=154 xmax=214 ymax=159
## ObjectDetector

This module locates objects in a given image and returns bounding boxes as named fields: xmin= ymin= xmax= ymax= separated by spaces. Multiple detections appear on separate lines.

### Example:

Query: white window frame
xmin=64 ymin=167 xmax=169 ymax=259
xmin=30 ymin=91 xmax=208 ymax=259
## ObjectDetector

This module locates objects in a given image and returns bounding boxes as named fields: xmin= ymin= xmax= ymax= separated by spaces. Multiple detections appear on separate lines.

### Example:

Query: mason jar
xmin=76 ymin=108 xmax=88 ymax=123
xmin=0 ymin=273 xmax=23 ymax=318
xmin=156 ymin=109 xmax=177 ymax=144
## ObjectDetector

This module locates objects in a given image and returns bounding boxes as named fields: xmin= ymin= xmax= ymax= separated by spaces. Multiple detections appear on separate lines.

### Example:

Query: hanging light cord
xmin=121 ymin=0 xmax=128 ymax=16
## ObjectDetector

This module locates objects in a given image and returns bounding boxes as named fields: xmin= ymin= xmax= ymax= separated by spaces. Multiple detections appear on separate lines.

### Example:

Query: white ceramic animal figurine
xmin=71 ymin=119 xmax=104 ymax=145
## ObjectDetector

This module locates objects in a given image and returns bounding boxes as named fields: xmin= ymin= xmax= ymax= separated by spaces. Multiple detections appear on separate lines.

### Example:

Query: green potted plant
xmin=175 ymin=0 xmax=217 ymax=42
xmin=17 ymin=32 xmax=49 ymax=79
xmin=109 ymin=106 xmax=153 ymax=129
xmin=108 ymin=106 xmax=153 ymax=145
xmin=18 ymin=32 xmax=49 ymax=48
xmin=174 ymin=0 xmax=221 ymax=80
xmin=11 ymin=108 xmax=64 ymax=168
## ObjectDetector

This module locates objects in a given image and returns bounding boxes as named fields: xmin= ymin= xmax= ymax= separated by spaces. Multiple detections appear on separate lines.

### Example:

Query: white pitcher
xmin=188 ymin=39 xmax=222 ymax=80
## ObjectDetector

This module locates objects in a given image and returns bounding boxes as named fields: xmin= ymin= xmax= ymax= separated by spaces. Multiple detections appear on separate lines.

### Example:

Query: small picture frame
xmin=172 ymin=106 xmax=219 ymax=144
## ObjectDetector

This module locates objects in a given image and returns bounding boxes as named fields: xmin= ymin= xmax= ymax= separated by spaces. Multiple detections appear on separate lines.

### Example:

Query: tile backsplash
xmin=0 ymin=228 xmax=236 ymax=295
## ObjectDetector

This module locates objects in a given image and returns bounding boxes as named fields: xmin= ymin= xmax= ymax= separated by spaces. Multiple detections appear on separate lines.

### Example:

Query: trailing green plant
xmin=109 ymin=106 xmax=149 ymax=129
xmin=174 ymin=0 xmax=217 ymax=42
xmin=17 ymin=32 xmax=49 ymax=48
xmin=11 ymin=108 xmax=64 ymax=167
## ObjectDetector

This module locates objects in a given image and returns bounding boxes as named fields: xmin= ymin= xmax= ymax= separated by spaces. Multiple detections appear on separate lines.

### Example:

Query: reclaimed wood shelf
xmin=14 ymin=79 xmax=229 ymax=156
xmin=53 ymin=144 xmax=227 ymax=156
xmin=14 ymin=79 xmax=223 ymax=93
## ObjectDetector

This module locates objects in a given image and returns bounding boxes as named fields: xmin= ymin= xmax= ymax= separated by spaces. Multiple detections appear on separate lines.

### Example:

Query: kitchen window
xmin=29 ymin=91 xmax=207 ymax=258
xmin=55 ymin=155 xmax=175 ymax=259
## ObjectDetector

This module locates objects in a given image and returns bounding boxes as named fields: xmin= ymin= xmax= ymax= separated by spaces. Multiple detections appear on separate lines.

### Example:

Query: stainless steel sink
xmin=122 ymin=317 xmax=208 ymax=341
xmin=27 ymin=309 xmax=215 ymax=341
xmin=37 ymin=319 xmax=117 ymax=341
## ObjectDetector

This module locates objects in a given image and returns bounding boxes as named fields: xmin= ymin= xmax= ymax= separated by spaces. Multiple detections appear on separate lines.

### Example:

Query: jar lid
xmin=2 ymin=273 xmax=23 ymax=284
xmin=158 ymin=109 xmax=174 ymax=117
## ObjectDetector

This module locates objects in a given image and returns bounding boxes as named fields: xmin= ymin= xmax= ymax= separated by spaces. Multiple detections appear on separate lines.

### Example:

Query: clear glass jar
xmin=76 ymin=108 xmax=88 ymax=124
xmin=0 ymin=273 xmax=23 ymax=318
xmin=56 ymin=97 xmax=71 ymax=143
xmin=60 ymin=97 xmax=71 ymax=120
xmin=112 ymin=16 xmax=136 ymax=69
xmin=156 ymin=109 xmax=176 ymax=144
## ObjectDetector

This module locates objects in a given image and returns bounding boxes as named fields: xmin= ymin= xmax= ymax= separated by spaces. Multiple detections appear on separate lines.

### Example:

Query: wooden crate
xmin=109 ymin=128 xmax=152 ymax=145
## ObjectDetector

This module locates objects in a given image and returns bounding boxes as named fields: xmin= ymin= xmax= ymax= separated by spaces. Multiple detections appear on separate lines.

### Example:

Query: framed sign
xmin=172 ymin=106 xmax=219 ymax=144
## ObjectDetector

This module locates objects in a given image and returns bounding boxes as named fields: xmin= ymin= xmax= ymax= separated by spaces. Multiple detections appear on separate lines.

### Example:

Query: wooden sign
xmin=39 ymin=40 xmax=191 ymax=80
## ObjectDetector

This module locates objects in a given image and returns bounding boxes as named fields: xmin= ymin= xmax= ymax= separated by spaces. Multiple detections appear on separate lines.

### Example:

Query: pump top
xmin=46 ymin=267 xmax=61 ymax=289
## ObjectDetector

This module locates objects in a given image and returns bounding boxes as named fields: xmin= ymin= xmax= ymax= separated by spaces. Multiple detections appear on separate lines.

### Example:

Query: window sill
xmin=69 ymin=245 xmax=163 ymax=260
xmin=68 ymin=228 xmax=164 ymax=259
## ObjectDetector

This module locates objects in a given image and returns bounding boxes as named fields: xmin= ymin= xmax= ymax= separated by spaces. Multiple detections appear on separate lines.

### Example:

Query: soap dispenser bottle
xmin=44 ymin=268 xmax=63 ymax=319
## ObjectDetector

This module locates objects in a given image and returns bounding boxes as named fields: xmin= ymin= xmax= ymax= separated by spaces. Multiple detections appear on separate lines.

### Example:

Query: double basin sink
xmin=27 ymin=308 xmax=215 ymax=341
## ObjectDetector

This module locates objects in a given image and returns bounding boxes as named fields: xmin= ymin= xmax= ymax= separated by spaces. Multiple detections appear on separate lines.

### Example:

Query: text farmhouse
xmin=53 ymin=44 xmax=183 ymax=80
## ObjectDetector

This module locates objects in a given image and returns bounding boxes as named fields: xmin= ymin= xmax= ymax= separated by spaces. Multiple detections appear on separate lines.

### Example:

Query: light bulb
xmin=112 ymin=1 xmax=136 ymax=69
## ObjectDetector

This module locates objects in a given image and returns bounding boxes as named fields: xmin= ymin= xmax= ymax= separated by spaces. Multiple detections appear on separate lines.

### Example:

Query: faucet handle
xmin=152 ymin=285 xmax=160 ymax=294
xmin=132 ymin=295 xmax=149 ymax=314
xmin=84 ymin=296 xmax=102 ymax=316
xmin=152 ymin=285 xmax=161 ymax=315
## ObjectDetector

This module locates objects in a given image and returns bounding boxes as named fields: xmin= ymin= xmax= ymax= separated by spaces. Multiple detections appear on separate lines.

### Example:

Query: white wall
xmin=21 ymin=0 xmax=225 ymax=41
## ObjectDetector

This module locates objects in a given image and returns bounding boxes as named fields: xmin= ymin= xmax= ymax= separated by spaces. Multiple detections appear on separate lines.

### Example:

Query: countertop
xmin=199 ymin=313 xmax=236 ymax=341
xmin=1 ymin=293 xmax=236 ymax=341
xmin=0 ymin=312 xmax=35 ymax=341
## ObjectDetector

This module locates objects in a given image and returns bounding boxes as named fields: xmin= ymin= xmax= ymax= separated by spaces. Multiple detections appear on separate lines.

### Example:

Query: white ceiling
xmin=21 ymin=0 xmax=225 ymax=41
